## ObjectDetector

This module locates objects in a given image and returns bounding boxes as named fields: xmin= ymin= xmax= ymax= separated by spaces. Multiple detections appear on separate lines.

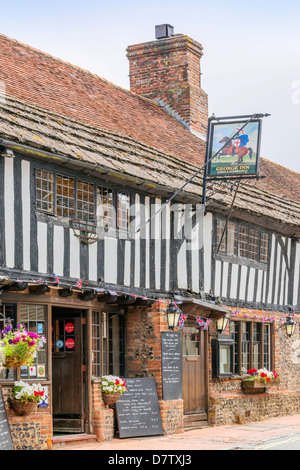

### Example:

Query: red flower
xmin=247 ymin=369 xmax=257 ymax=374
xmin=34 ymin=391 xmax=44 ymax=396
xmin=260 ymin=372 xmax=267 ymax=378
xmin=266 ymin=378 xmax=270 ymax=382
xmin=115 ymin=379 xmax=120 ymax=385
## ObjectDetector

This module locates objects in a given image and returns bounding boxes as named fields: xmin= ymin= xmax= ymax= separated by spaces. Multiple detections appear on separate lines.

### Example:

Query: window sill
xmin=215 ymin=252 xmax=267 ymax=270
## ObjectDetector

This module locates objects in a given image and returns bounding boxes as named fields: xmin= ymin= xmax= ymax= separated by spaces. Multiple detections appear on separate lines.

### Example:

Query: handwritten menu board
xmin=115 ymin=377 xmax=164 ymax=438
xmin=0 ymin=386 xmax=14 ymax=450
xmin=161 ymin=331 xmax=182 ymax=400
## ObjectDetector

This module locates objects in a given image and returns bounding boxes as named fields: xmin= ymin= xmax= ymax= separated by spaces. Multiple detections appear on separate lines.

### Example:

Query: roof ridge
xmin=260 ymin=156 xmax=300 ymax=177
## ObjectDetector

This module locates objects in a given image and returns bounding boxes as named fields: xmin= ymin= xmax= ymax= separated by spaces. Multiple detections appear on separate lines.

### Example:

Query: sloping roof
xmin=0 ymin=32 xmax=299 ymax=206
xmin=0 ymin=33 xmax=299 ymax=231
xmin=0 ymin=94 xmax=299 ymax=236
xmin=0 ymin=33 xmax=206 ymax=167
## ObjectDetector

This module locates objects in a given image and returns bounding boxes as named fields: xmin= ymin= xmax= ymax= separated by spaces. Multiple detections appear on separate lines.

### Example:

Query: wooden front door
xmin=182 ymin=321 xmax=206 ymax=414
xmin=52 ymin=308 xmax=84 ymax=433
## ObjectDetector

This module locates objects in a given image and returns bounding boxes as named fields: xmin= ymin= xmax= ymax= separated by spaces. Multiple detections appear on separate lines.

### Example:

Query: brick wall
xmin=92 ymin=379 xmax=114 ymax=441
xmin=127 ymin=35 xmax=208 ymax=137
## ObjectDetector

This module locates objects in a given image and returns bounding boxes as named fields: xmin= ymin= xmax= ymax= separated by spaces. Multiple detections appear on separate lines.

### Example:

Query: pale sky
xmin=0 ymin=0 xmax=299 ymax=173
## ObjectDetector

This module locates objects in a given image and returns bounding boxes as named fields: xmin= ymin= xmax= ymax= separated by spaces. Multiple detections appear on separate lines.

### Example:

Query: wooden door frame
xmin=1 ymin=291 xmax=97 ymax=434
xmin=182 ymin=321 xmax=209 ymax=414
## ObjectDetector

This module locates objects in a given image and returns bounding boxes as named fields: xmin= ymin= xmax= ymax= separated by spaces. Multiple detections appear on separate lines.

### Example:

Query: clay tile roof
xmin=0 ymin=32 xmax=299 ymax=207
xmin=0 ymin=33 xmax=205 ymax=167
xmin=1 ymin=94 xmax=299 ymax=236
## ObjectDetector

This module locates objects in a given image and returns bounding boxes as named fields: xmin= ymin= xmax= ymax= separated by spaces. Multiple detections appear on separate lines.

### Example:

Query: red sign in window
xmin=65 ymin=338 xmax=74 ymax=349
xmin=65 ymin=322 xmax=74 ymax=333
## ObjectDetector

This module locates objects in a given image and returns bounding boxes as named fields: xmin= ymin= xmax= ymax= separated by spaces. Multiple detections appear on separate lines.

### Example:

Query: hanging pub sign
xmin=207 ymin=118 xmax=261 ymax=178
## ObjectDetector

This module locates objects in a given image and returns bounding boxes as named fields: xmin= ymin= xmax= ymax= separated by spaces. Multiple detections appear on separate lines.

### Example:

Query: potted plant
xmin=242 ymin=368 xmax=280 ymax=393
xmin=10 ymin=381 xmax=44 ymax=415
xmin=0 ymin=324 xmax=46 ymax=369
xmin=100 ymin=375 xmax=127 ymax=405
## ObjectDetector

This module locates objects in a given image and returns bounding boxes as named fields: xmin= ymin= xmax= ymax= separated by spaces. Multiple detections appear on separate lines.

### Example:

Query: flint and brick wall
xmin=208 ymin=308 xmax=300 ymax=426
xmin=1 ymin=385 xmax=52 ymax=450
xmin=125 ymin=301 xmax=184 ymax=435
xmin=92 ymin=379 xmax=114 ymax=442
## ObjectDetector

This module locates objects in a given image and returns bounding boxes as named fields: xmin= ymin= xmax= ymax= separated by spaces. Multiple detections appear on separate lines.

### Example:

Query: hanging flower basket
xmin=4 ymin=351 xmax=34 ymax=369
xmin=0 ymin=324 xmax=46 ymax=369
xmin=102 ymin=392 xmax=122 ymax=406
xmin=100 ymin=375 xmax=128 ymax=406
xmin=10 ymin=381 xmax=44 ymax=415
xmin=11 ymin=399 xmax=37 ymax=416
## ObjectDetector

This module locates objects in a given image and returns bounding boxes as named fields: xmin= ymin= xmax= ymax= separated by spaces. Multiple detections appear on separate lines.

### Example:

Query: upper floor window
xmin=36 ymin=169 xmax=96 ymax=223
xmin=56 ymin=174 xmax=75 ymax=218
xmin=35 ymin=169 xmax=54 ymax=213
xmin=216 ymin=217 xmax=269 ymax=263
xmin=35 ymin=169 xmax=130 ymax=235
xmin=117 ymin=193 xmax=130 ymax=232
xmin=97 ymin=187 xmax=113 ymax=228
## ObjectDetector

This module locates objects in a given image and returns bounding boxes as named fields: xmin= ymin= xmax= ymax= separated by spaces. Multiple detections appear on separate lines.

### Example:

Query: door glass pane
xmin=183 ymin=327 xmax=200 ymax=356
xmin=52 ymin=318 xmax=75 ymax=353
xmin=109 ymin=314 xmax=124 ymax=376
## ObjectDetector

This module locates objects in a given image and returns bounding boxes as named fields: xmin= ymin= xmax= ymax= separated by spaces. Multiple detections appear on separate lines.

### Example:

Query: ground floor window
xmin=92 ymin=311 xmax=125 ymax=378
xmin=212 ymin=320 xmax=273 ymax=378
xmin=230 ymin=321 xmax=272 ymax=375
xmin=0 ymin=304 xmax=47 ymax=381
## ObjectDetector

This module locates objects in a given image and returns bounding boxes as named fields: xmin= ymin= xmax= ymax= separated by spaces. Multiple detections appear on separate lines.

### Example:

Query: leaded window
xmin=117 ymin=193 xmax=130 ymax=232
xmin=77 ymin=181 xmax=95 ymax=222
xmin=35 ymin=169 xmax=54 ymax=213
xmin=97 ymin=187 xmax=113 ymax=228
xmin=56 ymin=174 xmax=75 ymax=218
xmin=216 ymin=218 xmax=269 ymax=263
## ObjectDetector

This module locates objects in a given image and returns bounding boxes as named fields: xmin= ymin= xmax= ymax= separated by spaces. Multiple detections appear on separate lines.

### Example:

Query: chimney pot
xmin=155 ymin=24 xmax=174 ymax=39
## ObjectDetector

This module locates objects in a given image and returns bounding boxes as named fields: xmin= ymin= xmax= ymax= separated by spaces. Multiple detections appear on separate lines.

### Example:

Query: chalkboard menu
xmin=115 ymin=377 xmax=164 ymax=438
xmin=161 ymin=331 xmax=182 ymax=400
xmin=0 ymin=386 xmax=14 ymax=450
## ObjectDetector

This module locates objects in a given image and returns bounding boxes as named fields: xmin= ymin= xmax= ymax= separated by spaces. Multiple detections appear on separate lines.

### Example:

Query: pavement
xmin=57 ymin=413 xmax=300 ymax=451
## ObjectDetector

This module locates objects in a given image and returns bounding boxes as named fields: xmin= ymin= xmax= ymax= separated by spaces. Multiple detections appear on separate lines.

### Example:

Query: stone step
xmin=183 ymin=412 xmax=207 ymax=423
xmin=183 ymin=412 xmax=208 ymax=430
xmin=184 ymin=423 xmax=210 ymax=431
xmin=52 ymin=433 xmax=97 ymax=449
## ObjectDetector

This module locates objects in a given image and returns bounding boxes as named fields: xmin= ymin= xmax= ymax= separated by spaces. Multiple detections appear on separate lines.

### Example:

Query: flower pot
xmin=11 ymin=399 xmax=37 ymax=416
xmin=102 ymin=393 xmax=122 ymax=405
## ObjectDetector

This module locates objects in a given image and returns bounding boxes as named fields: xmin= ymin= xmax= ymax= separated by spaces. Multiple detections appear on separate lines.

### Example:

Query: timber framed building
xmin=0 ymin=27 xmax=299 ymax=449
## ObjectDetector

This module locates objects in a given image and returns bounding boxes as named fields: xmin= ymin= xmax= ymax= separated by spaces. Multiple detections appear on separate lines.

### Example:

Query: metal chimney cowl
xmin=155 ymin=24 xmax=174 ymax=39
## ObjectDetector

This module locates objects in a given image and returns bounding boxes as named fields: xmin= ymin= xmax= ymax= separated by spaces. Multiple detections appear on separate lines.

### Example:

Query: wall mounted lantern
xmin=285 ymin=313 xmax=296 ymax=337
xmin=166 ymin=302 xmax=181 ymax=330
xmin=216 ymin=315 xmax=229 ymax=334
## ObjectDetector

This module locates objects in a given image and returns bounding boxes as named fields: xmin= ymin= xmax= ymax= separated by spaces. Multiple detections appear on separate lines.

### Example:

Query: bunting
xmin=5 ymin=276 xmax=300 ymax=326
xmin=178 ymin=312 xmax=188 ymax=329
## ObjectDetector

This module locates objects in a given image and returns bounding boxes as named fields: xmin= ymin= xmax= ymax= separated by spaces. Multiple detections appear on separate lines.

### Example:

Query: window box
xmin=242 ymin=379 xmax=266 ymax=394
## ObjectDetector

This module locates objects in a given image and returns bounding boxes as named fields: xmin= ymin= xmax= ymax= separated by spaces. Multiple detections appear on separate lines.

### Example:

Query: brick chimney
xmin=126 ymin=25 xmax=208 ymax=139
